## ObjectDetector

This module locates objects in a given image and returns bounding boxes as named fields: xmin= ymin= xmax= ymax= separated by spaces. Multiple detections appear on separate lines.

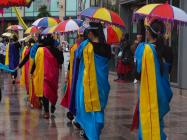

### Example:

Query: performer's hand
xmin=30 ymin=74 xmax=33 ymax=79
xmin=14 ymin=67 xmax=19 ymax=71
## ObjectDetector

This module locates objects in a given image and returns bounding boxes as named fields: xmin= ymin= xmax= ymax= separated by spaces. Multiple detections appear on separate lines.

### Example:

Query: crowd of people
xmin=0 ymin=19 xmax=173 ymax=140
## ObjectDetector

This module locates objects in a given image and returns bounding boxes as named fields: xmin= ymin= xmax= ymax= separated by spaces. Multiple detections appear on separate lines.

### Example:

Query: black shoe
xmin=72 ymin=120 xmax=81 ymax=129
xmin=12 ymin=80 xmax=16 ymax=84
xmin=67 ymin=112 xmax=74 ymax=121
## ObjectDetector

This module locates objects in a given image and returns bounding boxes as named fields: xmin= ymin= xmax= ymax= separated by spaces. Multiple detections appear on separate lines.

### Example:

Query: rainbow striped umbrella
xmin=24 ymin=26 xmax=40 ymax=34
xmin=104 ymin=25 xmax=123 ymax=45
xmin=80 ymin=7 xmax=125 ymax=28
xmin=32 ymin=17 xmax=59 ymax=28
xmin=73 ymin=19 xmax=83 ymax=27
xmin=41 ymin=25 xmax=57 ymax=35
xmin=134 ymin=2 xmax=187 ymax=25
xmin=7 ymin=25 xmax=23 ymax=31
xmin=55 ymin=19 xmax=79 ymax=33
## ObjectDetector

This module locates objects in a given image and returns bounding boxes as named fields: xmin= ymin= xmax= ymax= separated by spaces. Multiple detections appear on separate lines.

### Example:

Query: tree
xmin=37 ymin=5 xmax=51 ymax=18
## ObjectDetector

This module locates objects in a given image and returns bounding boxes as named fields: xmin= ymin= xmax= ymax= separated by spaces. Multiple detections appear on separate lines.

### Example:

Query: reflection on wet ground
xmin=0 ymin=72 xmax=187 ymax=140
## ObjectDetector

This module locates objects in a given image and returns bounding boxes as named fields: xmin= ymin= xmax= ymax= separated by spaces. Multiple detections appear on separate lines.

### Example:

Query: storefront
xmin=119 ymin=0 xmax=187 ymax=89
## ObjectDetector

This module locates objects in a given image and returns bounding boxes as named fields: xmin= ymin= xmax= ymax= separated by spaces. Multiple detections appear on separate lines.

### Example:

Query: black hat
xmin=86 ymin=22 xmax=103 ymax=30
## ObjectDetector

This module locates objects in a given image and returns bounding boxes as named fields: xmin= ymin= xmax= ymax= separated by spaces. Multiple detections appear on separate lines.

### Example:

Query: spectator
xmin=0 ymin=37 xmax=6 ymax=65
xmin=115 ymin=33 xmax=133 ymax=82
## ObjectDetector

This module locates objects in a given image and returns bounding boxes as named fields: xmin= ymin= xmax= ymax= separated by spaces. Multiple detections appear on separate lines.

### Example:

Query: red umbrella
xmin=80 ymin=7 xmax=125 ymax=28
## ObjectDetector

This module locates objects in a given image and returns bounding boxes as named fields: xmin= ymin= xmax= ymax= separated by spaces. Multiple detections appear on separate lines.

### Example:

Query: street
xmin=0 ymin=72 xmax=187 ymax=140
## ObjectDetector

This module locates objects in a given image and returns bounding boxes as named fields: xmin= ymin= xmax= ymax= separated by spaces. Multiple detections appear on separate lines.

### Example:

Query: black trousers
xmin=42 ymin=97 xmax=56 ymax=113
xmin=0 ymin=54 xmax=5 ymax=64
xmin=11 ymin=70 xmax=17 ymax=79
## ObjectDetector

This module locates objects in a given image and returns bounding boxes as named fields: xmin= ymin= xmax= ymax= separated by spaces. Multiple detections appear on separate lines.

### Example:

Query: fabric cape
xmin=75 ymin=40 xmax=110 ymax=140
xmin=131 ymin=43 xmax=173 ymax=140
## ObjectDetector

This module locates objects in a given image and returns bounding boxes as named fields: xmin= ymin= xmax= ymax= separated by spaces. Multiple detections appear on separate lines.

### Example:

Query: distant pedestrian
xmin=0 ymin=37 xmax=6 ymax=65
xmin=115 ymin=33 xmax=133 ymax=82
xmin=9 ymin=35 xmax=21 ymax=84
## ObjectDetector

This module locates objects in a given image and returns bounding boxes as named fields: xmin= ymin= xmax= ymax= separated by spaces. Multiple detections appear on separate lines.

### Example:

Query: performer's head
xmin=145 ymin=19 xmax=166 ymax=42
xmin=28 ymin=38 xmax=35 ymax=47
xmin=87 ymin=22 xmax=106 ymax=44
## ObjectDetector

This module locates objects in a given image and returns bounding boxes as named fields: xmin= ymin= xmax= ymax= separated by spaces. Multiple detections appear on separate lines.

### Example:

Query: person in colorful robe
xmin=61 ymin=32 xmax=86 ymax=121
xmin=75 ymin=22 xmax=111 ymax=140
xmin=31 ymin=35 xmax=64 ymax=119
xmin=9 ymin=35 xmax=21 ymax=84
xmin=131 ymin=19 xmax=173 ymax=140
xmin=16 ymin=38 xmax=41 ymax=108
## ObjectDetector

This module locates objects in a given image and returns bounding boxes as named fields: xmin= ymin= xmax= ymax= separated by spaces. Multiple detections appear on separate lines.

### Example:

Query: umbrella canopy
xmin=2 ymin=32 xmax=13 ymax=38
xmin=55 ymin=19 xmax=80 ymax=33
xmin=32 ymin=17 xmax=59 ymax=28
xmin=80 ymin=7 xmax=125 ymax=28
xmin=73 ymin=19 xmax=83 ymax=27
xmin=19 ymin=35 xmax=31 ymax=42
xmin=41 ymin=25 xmax=57 ymax=35
xmin=134 ymin=2 xmax=187 ymax=25
xmin=7 ymin=25 xmax=23 ymax=31
xmin=25 ymin=26 xmax=40 ymax=34
xmin=104 ymin=25 xmax=123 ymax=44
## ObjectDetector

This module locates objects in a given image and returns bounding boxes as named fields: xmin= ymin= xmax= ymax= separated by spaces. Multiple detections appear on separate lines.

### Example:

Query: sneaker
xmin=43 ymin=112 xmax=50 ymax=119
xmin=134 ymin=79 xmax=137 ymax=84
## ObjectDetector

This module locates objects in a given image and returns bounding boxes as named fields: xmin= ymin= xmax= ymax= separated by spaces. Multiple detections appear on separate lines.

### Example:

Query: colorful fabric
xmin=75 ymin=40 xmax=110 ymax=140
xmin=134 ymin=3 xmax=187 ymax=24
xmin=9 ymin=42 xmax=20 ymax=70
xmin=30 ymin=43 xmax=39 ymax=59
xmin=33 ymin=47 xmax=44 ymax=98
xmin=25 ymin=26 xmax=39 ymax=34
xmin=80 ymin=7 xmax=125 ymax=28
xmin=135 ymin=43 xmax=173 ymax=140
xmin=5 ymin=43 xmax=9 ymax=65
xmin=83 ymin=42 xmax=101 ymax=112
xmin=0 ymin=63 xmax=15 ymax=73
xmin=69 ymin=49 xmax=81 ymax=115
xmin=33 ymin=47 xmax=59 ymax=105
xmin=103 ymin=25 xmax=123 ymax=44
xmin=32 ymin=17 xmax=59 ymax=28
xmin=61 ymin=43 xmax=78 ymax=108
xmin=54 ymin=19 xmax=79 ymax=33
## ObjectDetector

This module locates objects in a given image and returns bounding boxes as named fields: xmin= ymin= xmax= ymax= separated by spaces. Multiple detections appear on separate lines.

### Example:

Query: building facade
xmin=1 ymin=0 xmax=59 ymax=29
xmin=119 ymin=0 xmax=187 ymax=89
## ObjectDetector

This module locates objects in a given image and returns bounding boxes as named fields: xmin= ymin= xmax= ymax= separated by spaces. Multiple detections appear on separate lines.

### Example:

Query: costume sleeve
xmin=30 ymin=61 xmax=36 ymax=75
xmin=19 ymin=52 xmax=30 ymax=68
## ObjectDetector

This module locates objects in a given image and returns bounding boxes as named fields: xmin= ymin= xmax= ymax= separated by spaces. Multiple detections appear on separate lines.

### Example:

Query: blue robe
xmin=0 ymin=63 xmax=15 ymax=73
xmin=136 ymin=43 xmax=173 ymax=140
xmin=75 ymin=40 xmax=110 ymax=140
xmin=9 ymin=42 xmax=20 ymax=70
xmin=69 ymin=49 xmax=80 ymax=115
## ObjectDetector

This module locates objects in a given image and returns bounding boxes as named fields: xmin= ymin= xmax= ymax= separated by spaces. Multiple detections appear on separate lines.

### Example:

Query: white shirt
xmin=0 ymin=42 xmax=6 ymax=56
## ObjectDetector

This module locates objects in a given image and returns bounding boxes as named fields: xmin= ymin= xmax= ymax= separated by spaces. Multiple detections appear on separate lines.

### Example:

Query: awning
xmin=0 ymin=0 xmax=33 ymax=8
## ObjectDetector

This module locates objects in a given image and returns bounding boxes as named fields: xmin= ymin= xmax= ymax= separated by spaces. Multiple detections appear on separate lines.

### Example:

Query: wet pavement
xmin=0 ymin=72 xmax=187 ymax=140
